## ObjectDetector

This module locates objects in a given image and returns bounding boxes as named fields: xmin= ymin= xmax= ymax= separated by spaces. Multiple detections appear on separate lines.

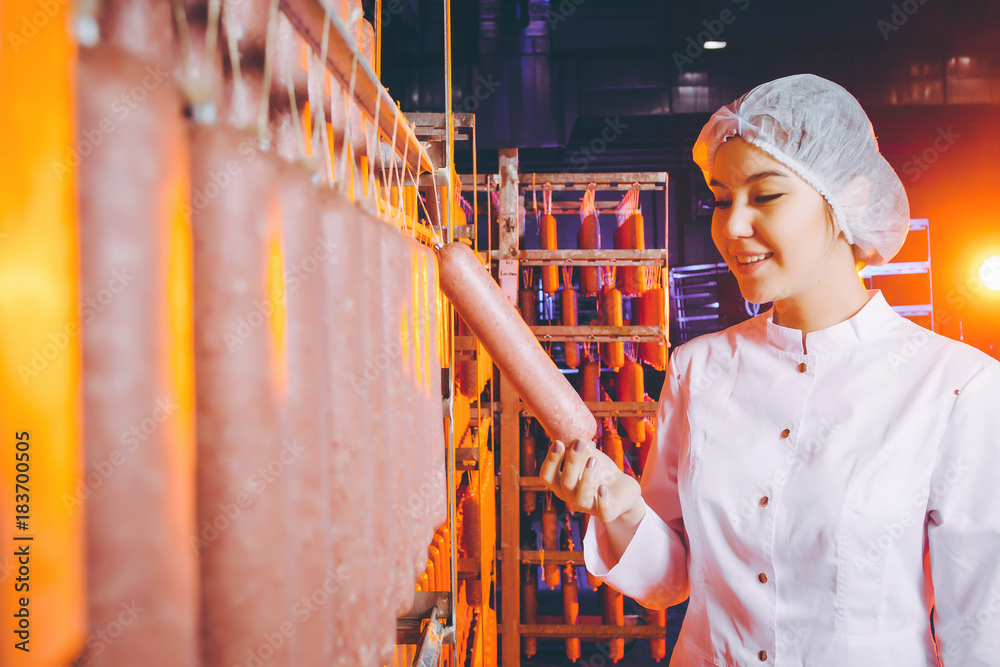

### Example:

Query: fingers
xmin=538 ymin=440 xmax=567 ymax=496
xmin=576 ymin=456 xmax=600 ymax=512
xmin=559 ymin=439 xmax=592 ymax=493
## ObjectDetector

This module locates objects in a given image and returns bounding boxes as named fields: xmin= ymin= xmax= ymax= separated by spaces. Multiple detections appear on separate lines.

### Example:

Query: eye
xmin=710 ymin=198 xmax=732 ymax=210
xmin=755 ymin=193 xmax=784 ymax=204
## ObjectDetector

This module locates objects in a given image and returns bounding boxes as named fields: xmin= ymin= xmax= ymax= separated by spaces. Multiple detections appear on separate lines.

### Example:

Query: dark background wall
xmin=371 ymin=0 xmax=1000 ymax=354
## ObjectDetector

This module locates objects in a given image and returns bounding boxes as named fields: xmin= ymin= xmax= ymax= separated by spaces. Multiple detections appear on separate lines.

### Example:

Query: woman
xmin=540 ymin=74 xmax=1000 ymax=666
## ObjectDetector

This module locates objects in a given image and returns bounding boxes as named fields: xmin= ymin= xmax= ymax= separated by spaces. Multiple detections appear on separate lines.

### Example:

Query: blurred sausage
xmin=78 ymin=40 xmax=198 ymax=667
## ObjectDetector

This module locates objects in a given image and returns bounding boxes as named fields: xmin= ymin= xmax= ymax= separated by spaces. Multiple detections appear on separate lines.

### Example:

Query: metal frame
xmin=496 ymin=156 xmax=671 ymax=667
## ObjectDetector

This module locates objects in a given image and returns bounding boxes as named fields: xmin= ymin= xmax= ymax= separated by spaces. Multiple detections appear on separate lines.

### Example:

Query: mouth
xmin=732 ymin=252 xmax=773 ymax=274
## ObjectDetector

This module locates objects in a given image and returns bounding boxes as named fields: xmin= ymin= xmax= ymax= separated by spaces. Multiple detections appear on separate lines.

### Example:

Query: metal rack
xmin=860 ymin=218 xmax=934 ymax=329
xmin=492 ymin=151 xmax=671 ymax=666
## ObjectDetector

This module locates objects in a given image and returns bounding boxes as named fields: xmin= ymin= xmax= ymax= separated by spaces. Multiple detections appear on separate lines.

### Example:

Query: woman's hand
xmin=539 ymin=439 xmax=644 ymax=527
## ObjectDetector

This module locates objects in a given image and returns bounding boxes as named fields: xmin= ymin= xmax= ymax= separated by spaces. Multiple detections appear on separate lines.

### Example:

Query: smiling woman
xmin=540 ymin=73 xmax=1000 ymax=667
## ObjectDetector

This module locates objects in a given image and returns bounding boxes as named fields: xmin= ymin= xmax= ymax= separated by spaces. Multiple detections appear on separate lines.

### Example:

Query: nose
xmin=716 ymin=201 xmax=755 ymax=240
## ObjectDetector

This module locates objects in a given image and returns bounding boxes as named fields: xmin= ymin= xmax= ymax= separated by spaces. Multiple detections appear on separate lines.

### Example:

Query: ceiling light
xmin=703 ymin=40 xmax=727 ymax=49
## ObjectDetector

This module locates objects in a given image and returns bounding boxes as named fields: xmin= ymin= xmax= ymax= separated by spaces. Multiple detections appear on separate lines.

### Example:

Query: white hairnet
xmin=692 ymin=74 xmax=910 ymax=266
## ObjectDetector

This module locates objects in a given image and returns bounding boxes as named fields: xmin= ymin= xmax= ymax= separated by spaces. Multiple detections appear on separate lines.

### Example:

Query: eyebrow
xmin=709 ymin=170 xmax=790 ymax=188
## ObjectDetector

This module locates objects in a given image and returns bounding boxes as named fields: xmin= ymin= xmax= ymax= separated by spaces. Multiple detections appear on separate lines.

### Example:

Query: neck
xmin=772 ymin=268 xmax=871 ymax=334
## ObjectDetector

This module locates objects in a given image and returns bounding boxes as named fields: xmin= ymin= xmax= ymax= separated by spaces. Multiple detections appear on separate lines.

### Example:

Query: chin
xmin=734 ymin=280 xmax=777 ymax=307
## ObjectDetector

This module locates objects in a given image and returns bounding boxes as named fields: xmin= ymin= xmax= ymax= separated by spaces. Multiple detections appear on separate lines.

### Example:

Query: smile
xmin=733 ymin=253 xmax=773 ymax=275
xmin=736 ymin=253 xmax=773 ymax=265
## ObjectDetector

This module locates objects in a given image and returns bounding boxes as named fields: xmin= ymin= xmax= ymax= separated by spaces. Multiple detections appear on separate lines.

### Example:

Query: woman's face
xmin=709 ymin=137 xmax=847 ymax=305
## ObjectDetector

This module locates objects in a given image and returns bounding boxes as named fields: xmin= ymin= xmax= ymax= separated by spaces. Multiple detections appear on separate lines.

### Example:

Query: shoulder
xmin=669 ymin=314 xmax=765 ymax=377
xmin=878 ymin=315 xmax=1000 ymax=388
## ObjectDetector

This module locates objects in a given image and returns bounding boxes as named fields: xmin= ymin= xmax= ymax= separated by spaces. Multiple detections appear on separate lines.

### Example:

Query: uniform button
xmin=759 ymin=649 xmax=768 ymax=661
xmin=780 ymin=428 xmax=790 ymax=438
xmin=797 ymin=362 xmax=807 ymax=373
xmin=758 ymin=572 xmax=768 ymax=583
xmin=759 ymin=496 xmax=769 ymax=507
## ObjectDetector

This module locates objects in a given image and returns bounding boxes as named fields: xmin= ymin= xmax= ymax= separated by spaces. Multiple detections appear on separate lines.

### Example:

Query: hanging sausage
xmin=639 ymin=278 xmax=668 ymax=371
xmin=521 ymin=565 xmax=539 ymax=658
xmin=539 ymin=212 xmax=560 ymax=294
xmin=561 ymin=267 xmax=581 ymax=369
xmin=77 ymin=2 xmax=199 ymax=665
xmin=618 ymin=358 xmax=646 ymax=443
xmin=577 ymin=214 xmax=602 ymax=296
xmin=561 ymin=515 xmax=582 ymax=662
xmin=541 ymin=493 xmax=560 ymax=587
xmin=437 ymin=242 xmax=598 ymax=445
xmin=601 ymin=285 xmax=625 ymax=371
xmin=521 ymin=423 xmax=538 ymax=515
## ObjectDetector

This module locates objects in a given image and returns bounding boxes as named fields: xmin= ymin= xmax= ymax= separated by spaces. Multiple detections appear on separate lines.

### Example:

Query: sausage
xmin=600 ymin=582 xmax=626 ymax=663
xmin=274 ymin=158 xmax=331 ymax=665
xmin=190 ymin=122 xmax=295 ymax=666
xmin=637 ymin=422 xmax=656 ymax=476
xmin=561 ymin=286 xmax=580 ymax=368
xmin=319 ymin=189 xmax=384 ymax=667
xmin=521 ymin=565 xmax=539 ymax=658
xmin=541 ymin=493 xmax=560 ymax=587
xmin=417 ymin=242 xmax=448 ymax=562
xmin=639 ymin=287 xmax=667 ymax=371
xmin=619 ymin=359 xmax=646 ymax=443
xmin=617 ymin=212 xmax=647 ymax=296
xmin=539 ymin=213 xmax=560 ymax=294
xmin=648 ymin=608 xmax=668 ymax=662
xmin=577 ymin=214 xmax=602 ymax=295
xmin=602 ymin=422 xmax=625 ymax=473
xmin=580 ymin=358 xmax=601 ymax=404
xmin=601 ymin=286 xmax=625 ymax=371
xmin=521 ymin=427 xmax=538 ymax=515
xmin=519 ymin=286 xmax=538 ymax=325
xmin=77 ymin=40 xmax=198 ymax=666
xmin=561 ymin=517 xmax=581 ymax=662
xmin=437 ymin=242 xmax=598 ymax=445
xmin=460 ymin=482 xmax=482 ymax=607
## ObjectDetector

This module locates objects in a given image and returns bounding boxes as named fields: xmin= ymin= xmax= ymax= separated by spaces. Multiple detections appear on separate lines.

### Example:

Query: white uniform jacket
xmin=584 ymin=290 xmax=1000 ymax=666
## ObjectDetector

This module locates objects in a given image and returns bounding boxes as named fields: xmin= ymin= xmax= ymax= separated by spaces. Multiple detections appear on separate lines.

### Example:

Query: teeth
xmin=737 ymin=254 xmax=771 ymax=264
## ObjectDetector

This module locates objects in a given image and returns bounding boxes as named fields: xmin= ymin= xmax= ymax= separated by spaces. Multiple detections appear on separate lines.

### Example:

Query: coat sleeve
xmin=582 ymin=346 xmax=690 ymax=609
xmin=927 ymin=360 xmax=1000 ymax=666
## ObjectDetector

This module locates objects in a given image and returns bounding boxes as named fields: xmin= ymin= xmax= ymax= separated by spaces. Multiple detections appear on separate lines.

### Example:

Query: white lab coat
xmin=584 ymin=290 xmax=1000 ymax=666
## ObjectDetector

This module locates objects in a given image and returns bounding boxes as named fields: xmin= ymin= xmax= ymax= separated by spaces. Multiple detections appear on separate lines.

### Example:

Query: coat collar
xmin=760 ymin=290 xmax=898 ymax=355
